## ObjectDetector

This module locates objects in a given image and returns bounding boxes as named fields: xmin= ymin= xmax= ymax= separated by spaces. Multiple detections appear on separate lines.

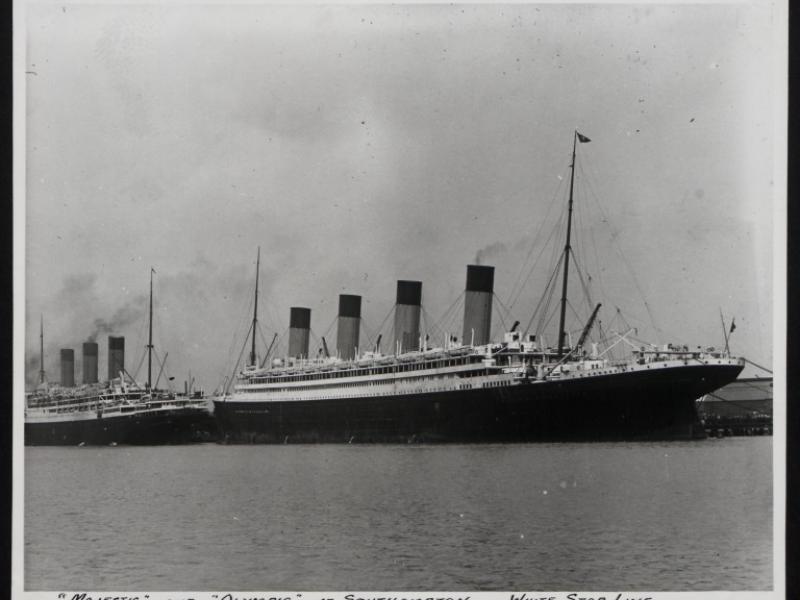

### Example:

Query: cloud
xmin=56 ymin=272 xmax=97 ymax=303
xmin=23 ymin=3 xmax=776 ymax=385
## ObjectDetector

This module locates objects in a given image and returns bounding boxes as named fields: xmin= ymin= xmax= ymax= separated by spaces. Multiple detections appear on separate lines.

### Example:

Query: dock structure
xmin=697 ymin=377 xmax=773 ymax=437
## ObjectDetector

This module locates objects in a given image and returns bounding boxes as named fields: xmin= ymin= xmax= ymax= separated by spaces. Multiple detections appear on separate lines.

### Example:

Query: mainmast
xmin=148 ymin=268 xmax=155 ymax=389
xmin=39 ymin=315 xmax=45 ymax=384
xmin=250 ymin=247 xmax=260 ymax=367
xmin=557 ymin=131 xmax=578 ymax=358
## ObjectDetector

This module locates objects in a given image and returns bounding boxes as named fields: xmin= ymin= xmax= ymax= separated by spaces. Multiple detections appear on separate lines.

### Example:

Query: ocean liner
xmin=25 ymin=270 xmax=215 ymax=446
xmin=213 ymin=132 xmax=744 ymax=443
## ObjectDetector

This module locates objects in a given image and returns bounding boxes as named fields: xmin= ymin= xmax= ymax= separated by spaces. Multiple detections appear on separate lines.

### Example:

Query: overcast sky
xmin=23 ymin=2 xmax=780 ymax=391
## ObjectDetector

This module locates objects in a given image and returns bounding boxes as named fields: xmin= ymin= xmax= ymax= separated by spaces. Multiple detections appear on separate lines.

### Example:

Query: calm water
xmin=25 ymin=438 xmax=772 ymax=591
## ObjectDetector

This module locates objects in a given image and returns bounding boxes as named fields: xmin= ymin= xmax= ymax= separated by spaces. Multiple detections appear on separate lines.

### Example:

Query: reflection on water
xmin=25 ymin=438 xmax=772 ymax=590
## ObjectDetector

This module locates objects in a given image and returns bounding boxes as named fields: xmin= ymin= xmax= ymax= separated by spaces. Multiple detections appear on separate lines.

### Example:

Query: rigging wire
xmin=587 ymin=221 xmax=611 ymax=306
xmin=507 ymin=191 xmax=570 ymax=311
xmin=257 ymin=324 xmax=278 ymax=360
xmin=577 ymin=158 xmax=666 ymax=341
xmin=616 ymin=307 xmax=634 ymax=333
xmin=307 ymin=328 xmax=323 ymax=357
xmin=572 ymin=187 xmax=600 ymax=319
xmin=311 ymin=315 xmax=339 ymax=355
xmin=522 ymin=251 xmax=563 ymax=338
xmin=259 ymin=330 xmax=284 ymax=368
xmin=365 ymin=304 xmax=395 ymax=350
xmin=215 ymin=287 xmax=258 ymax=391
xmin=151 ymin=348 xmax=175 ymax=392
xmin=308 ymin=327 xmax=337 ymax=358
xmin=262 ymin=290 xmax=286 ymax=342
xmin=569 ymin=247 xmax=595 ymax=311
xmin=239 ymin=291 xmax=256 ymax=354
xmin=505 ymin=174 xmax=567 ymax=308
xmin=151 ymin=348 xmax=164 ymax=389
xmin=595 ymin=319 xmax=608 ymax=355
xmin=742 ymin=357 xmax=773 ymax=374
xmin=515 ymin=198 xmax=570 ymax=342
xmin=128 ymin=297 xmax=149 ymax=381
xmin=218 ymin=284 xmax=256 ymax=386
xmin=416 ymin=294 xmax=427 ymax=344
xmin=428 ymin=291 xmax=465 ymax=343
xmin=492 ymin=293 xmax=517 ymax=334
xmin=491 ymin=293 xmax=509 ymax=334
xmin=132 ymin=344 xmax=147 ymax=382
xmin=420 ymin=305 xmax=448 ymax=347
xmin=537 ymin=271 xmax=561 ymax=340
xmin=319 ymin=314 xmax=338 ymax=341
xmin=565 ymin=300 xmax=588 ymax=342
xmin=223 ymin=320 xmax=255 ymax=396
xmin=360 ymin=315 xmax=378 ymax=351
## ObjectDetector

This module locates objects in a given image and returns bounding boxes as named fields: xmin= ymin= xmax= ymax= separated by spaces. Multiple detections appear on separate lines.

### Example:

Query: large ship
xmin=25 ymin=270 xmax=216 ymax=446
xmin=213 ymin=132 xmax=744 ymax=443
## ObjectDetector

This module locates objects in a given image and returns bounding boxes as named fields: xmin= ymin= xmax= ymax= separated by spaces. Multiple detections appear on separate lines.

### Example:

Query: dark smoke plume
xmin=88 ymin=294 xmax=147 ymax=342
xmin=474 ymin=242 xmax=507 ymax=265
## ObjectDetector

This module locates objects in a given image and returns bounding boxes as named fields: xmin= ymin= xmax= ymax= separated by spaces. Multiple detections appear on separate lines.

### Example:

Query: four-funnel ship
xmin=212 ymin=131 xmax=744 ymax=443
xmin=213 ymin=260 xmax=742 ymax=443
xmin=25 ymin=270 xmax=215 ymax=446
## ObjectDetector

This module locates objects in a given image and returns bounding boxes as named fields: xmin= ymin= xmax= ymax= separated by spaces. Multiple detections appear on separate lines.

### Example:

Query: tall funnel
xmin=82 ymin=342 xmax=98 ymax=384
xmin=60 ymin=349 xmax=75 ymax=387
xmin=394 ymin=280 xmax=422 ymax=353
xmin=108 ymin=336 xmax=125 ymax=380
xmin=336 ymin=294 xmax=361 ymax=360
xmin=288 ymin=307 xmax=311 ymax=359
xmin=461 ymin=265 xmax=494 ymax=346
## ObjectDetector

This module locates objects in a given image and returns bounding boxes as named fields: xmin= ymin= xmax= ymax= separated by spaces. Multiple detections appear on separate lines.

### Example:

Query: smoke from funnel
xmin=88 ymin=298 xmax=146 ymax=342
xmin=474 ymin=242 xmax=507 ymax=266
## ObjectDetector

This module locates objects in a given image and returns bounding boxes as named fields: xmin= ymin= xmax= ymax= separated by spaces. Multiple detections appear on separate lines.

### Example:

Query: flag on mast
xmin=729 ymin=318 xmax=736 ymax=334
xmin=577 ymin=132 xmax=591 ymax=143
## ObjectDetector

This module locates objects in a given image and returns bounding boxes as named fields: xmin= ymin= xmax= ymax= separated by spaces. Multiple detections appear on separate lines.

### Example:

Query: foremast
xmin=250 ymin=247 xmax=260 ymax=368
xmin=147 ymin=268 xmax=154 ymax=389
xmin=39 ymin=315 xmax=45 ymax=384
xmin=556 ymin=131 xmax=579 ymax=358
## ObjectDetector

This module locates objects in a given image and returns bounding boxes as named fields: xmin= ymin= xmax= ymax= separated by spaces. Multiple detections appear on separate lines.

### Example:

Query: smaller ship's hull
xmin=214 ymin=362 xmax=743 ymax=444
xmin=25 ymin=407 xmax=217 ymax=446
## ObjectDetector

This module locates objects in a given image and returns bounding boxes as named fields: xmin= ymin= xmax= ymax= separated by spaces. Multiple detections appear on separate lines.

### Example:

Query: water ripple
xmin=25 ymin=439 xmax=772 ymax=590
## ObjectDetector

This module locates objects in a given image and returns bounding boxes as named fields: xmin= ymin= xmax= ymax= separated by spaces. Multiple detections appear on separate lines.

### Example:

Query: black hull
xmin=25 ymin=408 xmax=217 ymax=446
xmin=214 ymin=363 xmax=743 ymax=443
